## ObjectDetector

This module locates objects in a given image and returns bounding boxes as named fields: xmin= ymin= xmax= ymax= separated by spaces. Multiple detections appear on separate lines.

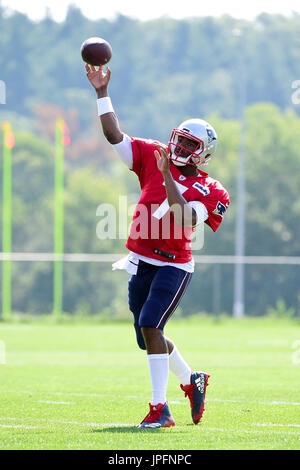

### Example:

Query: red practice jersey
xmin=126 ymin=138 xmax=230 ymax=263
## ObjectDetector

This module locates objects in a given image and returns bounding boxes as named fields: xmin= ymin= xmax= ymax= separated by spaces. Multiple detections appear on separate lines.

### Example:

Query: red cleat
xmin=137 ymin=402 xmax=175 ymax=428
xmin=181 ymin=372 xmax=210 ymax=424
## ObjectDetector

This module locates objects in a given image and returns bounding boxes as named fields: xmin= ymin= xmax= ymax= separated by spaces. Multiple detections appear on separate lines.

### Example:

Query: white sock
xmin=169 ymin=346 xmax=192 ymax=386
xmin=147 ymin=353 xmax=169 ymax=405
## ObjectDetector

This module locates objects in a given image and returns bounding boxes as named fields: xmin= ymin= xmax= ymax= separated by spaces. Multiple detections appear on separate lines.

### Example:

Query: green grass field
xmin=0 ymin=316 xmax=299 ymax=450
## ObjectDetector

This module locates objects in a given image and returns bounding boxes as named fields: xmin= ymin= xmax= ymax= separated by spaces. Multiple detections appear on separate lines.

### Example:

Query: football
xmin=81 ymin=37 xmax=112 ymax=66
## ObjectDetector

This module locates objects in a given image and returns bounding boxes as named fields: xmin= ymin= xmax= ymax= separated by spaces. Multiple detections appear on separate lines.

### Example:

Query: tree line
xmin=0 ymin=7 xmax=300 ymax=316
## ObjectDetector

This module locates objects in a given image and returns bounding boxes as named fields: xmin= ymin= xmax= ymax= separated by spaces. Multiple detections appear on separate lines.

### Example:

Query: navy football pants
xmin=128 ymin=260 xmax=193 ymax=350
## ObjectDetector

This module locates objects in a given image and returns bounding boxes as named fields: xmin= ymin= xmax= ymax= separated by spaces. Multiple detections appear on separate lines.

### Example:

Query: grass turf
xmin=0 ymin=316 xmax=299 ymax=450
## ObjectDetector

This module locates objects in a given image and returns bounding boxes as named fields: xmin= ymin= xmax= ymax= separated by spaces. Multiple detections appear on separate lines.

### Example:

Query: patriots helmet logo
xmin=206 ymin=127 xmax=217 ymax=144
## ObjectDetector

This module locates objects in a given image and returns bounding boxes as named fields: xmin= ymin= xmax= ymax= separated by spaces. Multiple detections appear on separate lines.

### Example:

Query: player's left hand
xmin=154 ymin=146 xmax=170 ymax=174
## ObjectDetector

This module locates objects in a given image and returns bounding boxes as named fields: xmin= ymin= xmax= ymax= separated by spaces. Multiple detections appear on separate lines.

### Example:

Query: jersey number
xmin=152 ymin=181 xmax=188 ymax=220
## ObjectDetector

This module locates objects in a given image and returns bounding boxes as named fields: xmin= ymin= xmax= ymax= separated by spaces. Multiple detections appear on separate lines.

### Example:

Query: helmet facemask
xmin=168 ymin=129 xmax=205 ymax=167
xmin=168 ymin=119 xmax=218 ymax=168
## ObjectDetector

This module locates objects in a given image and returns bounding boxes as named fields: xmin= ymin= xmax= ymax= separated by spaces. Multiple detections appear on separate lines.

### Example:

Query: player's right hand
xmin=85 ymin=64 xmax=111 ymax=91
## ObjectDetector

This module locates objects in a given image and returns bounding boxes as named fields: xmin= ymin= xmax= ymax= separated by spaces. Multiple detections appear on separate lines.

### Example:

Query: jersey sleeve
xmin=204 ymin=188 xmax=230 ymax=232
xmin=187 ymin=201 xmax=208 ymax=226
xmin=112 ymin=133 xmax=133 ymax=169
xmin=130 ymin=137 xmax=166 ymax=181
xmin=130 ymin=137 xmax=144 ymax=176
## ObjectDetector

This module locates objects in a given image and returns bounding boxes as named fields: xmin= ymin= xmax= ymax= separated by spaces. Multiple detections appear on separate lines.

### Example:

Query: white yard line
xmin=0 ymin=418 xmax=299 ymax=435
xmin=0 ymin=424 xmax=38 ymax=429
xmin=253 ymin=423 xmax=300 ymax=428
xmin=37 ymin=400 xmax=75 ymax=405
xmin=0 ymin=390 xmax=108 ymax=397
xmin=207 ymin=398 xmax=300 ymax=406
xmin=0 ymin=390 xmax=299 ymax=406
xmin=0 ymin=417 xmax=134 ymax=427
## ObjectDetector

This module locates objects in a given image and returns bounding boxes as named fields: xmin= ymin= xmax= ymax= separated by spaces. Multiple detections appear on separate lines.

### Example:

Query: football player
xmin=86 ymin=64 xmax=230 ymax=428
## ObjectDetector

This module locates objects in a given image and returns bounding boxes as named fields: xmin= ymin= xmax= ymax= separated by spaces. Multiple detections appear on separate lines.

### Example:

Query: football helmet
xmin=168 ymin=118 xmax=218 ymax=167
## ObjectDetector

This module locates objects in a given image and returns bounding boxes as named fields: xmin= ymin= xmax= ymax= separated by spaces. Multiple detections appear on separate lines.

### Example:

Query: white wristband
xmin=97 ymin=97 xmax=114 ymax=116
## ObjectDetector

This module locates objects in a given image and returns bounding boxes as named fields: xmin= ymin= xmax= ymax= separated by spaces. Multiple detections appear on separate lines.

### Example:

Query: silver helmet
xmin=168 ymin=118 xmax=218 ymax=167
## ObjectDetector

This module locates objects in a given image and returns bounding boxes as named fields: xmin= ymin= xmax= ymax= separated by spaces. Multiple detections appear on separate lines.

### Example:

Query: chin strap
xmin=170 ymin=153 xmax=193 ymax=167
